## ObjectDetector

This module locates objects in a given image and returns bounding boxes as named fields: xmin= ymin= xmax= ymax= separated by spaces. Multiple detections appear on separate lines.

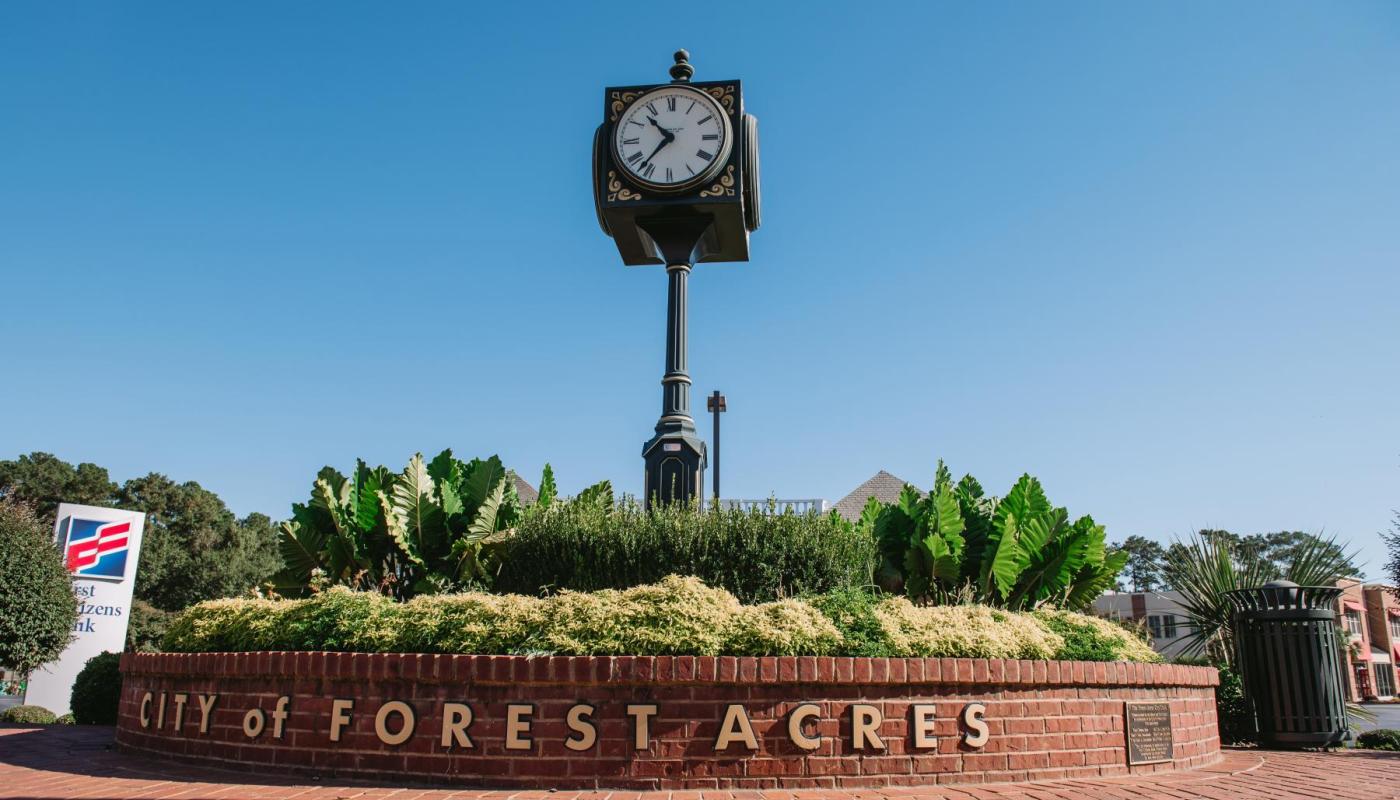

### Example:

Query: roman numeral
xmin=628 ymin=120 xmax=644 ymax=127
xmin=696 ymin=149 xmax=713 ymax=161
xmin=667 ymin=96 xmax=676 ymax=111
xmin=622 ymin=137 xmax=639 ymax=144
xmin=646 ymin=102 xmax=658 ymax=115
xmin=627 ymin=152 xmax=643 ymax=164
xmin=641 ymin=162 xmax=656 ymax=178
xmin=686 ymin=100 xmax=696 ymax=114
xmin=686 ymin=164 xmax=695 ymax=175
xmin=697 ymin=114 xmax=713 ymax=125
xmin=665 ymin=167 xmax=673 ymax=181
xmin=702 ymin=134 xmax=718 ymax=140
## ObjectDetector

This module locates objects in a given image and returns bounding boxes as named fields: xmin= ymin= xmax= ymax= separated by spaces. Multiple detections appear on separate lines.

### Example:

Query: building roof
xmin=512 ymin=472 xmax=539 ymax=505
xmin=832 ymin=470 xmax=921 ymax=521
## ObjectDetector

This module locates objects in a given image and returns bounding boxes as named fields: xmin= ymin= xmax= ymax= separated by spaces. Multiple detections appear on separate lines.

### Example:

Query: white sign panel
xmin=24 ymin=503 xmax=145 ymax=716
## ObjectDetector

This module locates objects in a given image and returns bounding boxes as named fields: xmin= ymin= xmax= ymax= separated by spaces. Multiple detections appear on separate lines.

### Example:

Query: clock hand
xmin=640 ymin=129 xmax=674 ymax=167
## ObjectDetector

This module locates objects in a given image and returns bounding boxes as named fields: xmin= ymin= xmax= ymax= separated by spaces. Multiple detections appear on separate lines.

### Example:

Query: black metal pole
xmin=711 ymin=390 xmax=721 ymax=501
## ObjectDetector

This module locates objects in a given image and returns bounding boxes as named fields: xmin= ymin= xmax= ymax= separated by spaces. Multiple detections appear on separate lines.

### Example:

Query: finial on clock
xmin=669 ymin=49 xmax=694 ymax=83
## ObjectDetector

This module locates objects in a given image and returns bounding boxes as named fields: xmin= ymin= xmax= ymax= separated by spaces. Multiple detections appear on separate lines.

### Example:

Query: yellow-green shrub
xmin=162 ymin=577 xmax=1158 ymax=662
xmin=537 ymin=576 xmax=739 ymax=655
xmin=872 ymin=598 xmax=1063 ymax=659
xmin=400 ymin=592 xmax=545 ymax=654
xmin=725 ymin=599 xmax=843 ymax=656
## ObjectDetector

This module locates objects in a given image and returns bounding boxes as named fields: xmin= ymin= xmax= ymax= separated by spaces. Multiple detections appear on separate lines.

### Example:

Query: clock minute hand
xmin=640 ymin=130 xmax=673 ymax=167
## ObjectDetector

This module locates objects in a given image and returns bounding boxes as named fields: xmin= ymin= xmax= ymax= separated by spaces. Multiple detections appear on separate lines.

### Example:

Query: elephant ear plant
xmin=276 ymin=450 xmax=522 ymax=600
xmin=861 ymin=460 xmax=1125 ymax=611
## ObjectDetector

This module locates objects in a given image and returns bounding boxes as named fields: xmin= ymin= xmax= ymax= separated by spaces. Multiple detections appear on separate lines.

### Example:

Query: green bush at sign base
xmin=70 ymin=651 xmax=123 ymax=725
xmin=164 ymin=576 xmax=1161 ymax=662
xmin=1356 ymin=729 xmax=1400 ymax=751
xmin=0 ymin=500 xmax=80 ymax=675
xmin=1 ymin=705 xmax=58 ymax=724
xmin=494 ymin=501 xmax=876 ymax=603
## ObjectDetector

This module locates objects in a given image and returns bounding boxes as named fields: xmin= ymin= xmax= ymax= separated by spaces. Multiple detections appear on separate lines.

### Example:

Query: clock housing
xmin=594 ymin=78 xmax=759 ymax=266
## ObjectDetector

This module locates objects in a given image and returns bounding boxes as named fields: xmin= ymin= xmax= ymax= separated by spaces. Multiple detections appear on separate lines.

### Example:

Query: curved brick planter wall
xmin=117 ymin=652 xmax=1219 ymax=789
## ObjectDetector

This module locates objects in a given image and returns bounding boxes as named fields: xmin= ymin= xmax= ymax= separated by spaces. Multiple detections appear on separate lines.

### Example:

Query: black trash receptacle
xmin=1227 ymin=580 xmax=1349 ymax=747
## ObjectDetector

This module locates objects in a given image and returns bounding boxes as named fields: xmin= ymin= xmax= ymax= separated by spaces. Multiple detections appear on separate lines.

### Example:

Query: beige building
xmin=1091 ymin=590 xmax=1200 ymax=660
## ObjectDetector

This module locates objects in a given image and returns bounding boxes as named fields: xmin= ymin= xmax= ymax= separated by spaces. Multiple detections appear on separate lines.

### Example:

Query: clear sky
xmin=3 ymin=2 xmax=1397 ymax=577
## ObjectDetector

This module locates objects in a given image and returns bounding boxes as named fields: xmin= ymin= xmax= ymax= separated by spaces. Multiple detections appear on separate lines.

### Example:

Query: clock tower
xmin=594 ymin=51 xmax=760 ymax=507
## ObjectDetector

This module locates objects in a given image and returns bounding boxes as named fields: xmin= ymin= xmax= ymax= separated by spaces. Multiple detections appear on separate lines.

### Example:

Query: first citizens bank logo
xmin=61 ymin=516 xmax=131 ymax=581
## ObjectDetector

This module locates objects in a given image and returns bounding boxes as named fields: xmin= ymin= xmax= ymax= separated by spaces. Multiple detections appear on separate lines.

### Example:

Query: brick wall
xmin=117 ymin=653 xmax=1220 ymax=790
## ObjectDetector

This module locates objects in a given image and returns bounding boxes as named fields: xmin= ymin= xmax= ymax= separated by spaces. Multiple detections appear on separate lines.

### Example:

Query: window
xmin=1147 ymin=615 xmax=1162 ymax=640
xmin=1390 ymin=615 xmax=1400 ymax=641
xmin=1161 ymin=614 xmax=1178 ymax=639
xmin=1376 ymin=665 xmax=1397 ymax=698
xmin=1345 ymin=609 xmax=1364 ymax=636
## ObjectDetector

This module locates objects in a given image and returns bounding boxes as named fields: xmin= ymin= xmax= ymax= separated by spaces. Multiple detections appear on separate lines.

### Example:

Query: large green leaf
xmin=466 ymin=477 xmax=508 ymax=542
xmin=981 ymin=475 xmax=1046 ymax=594
xmin=393 ymin=453 xmax=447 ymax=561
xmin=277 ymin=507 xmax=326 ymax=579
xmin=462 ymin=455 xmax=507 ymax=513
xmin=987 ymin=510 xmax=1031 ymax=600
xmin=537 ymin=463 xmax=557 ymax=509
xmin=379 ymin=488 xmax=424 ymax=567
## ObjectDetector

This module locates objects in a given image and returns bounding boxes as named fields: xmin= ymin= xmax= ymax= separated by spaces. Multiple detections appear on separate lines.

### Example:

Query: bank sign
xmin=25 ymin=503 xmax=146 ymax=716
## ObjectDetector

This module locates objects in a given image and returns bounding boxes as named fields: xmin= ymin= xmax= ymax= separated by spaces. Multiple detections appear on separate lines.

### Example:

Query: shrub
xmin=872 ymin=598 xmax=1063 ymax=659
xmin=725 ymin=600 xmax=843 ymax=656
xmin=1356 ymin=728 xmax=1400 ymax=751
xmin=495 ymin=502 xmax=876 ymax=603
xmin=163 ymin=578 xmax=1160 ymax=661
xmin=806 ymin=587 xmax=895 ymax=657
xmin=1212 ymin=663 xmax=1255 ymax=744
xmin=56 ymin=713 xmax=75 ymax=724
xmin=1033 ymin=609 xmax=1161 ymax=663
xmin=1 ymin=705 xmax=57 ymax=724
xmin=538 ymin=576 xmax=739 ymax=655
xmin=70 ymin=651 xmax=122 ymax=725
xmin=400 ymin=593 xmax=545 ymax=654
xmin=127 ymin=600 xmax=175 ymax=653
xmin=0 ymin=500 xmax=78 ymax=674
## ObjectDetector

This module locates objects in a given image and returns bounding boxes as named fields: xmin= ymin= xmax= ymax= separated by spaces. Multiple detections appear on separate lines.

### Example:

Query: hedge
xmin=0 ymin=500 xmax=79 ymax=674
xmin=164 ymin=576 xmax=1160 ymax=662
xmin=70 ymin=651 xmax=122 ymax=725
xmin=494 ymin=503 xmax=876 ymax=603
xmin=1356 ymin=728 xmax=1400 ymax=752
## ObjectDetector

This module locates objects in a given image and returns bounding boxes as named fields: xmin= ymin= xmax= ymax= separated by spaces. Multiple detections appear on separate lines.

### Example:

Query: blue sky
xmin=2 ymin=2 xmax=1397 ymax=577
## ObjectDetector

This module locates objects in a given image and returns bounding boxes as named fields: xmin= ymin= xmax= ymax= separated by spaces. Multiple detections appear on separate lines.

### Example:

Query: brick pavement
xmin=2 ymin=724 xmax=1398 ymax=800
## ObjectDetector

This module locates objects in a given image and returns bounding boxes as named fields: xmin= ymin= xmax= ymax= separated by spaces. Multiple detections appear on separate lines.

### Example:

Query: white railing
xmin=715 ymin=498 xmax=830 ymax=515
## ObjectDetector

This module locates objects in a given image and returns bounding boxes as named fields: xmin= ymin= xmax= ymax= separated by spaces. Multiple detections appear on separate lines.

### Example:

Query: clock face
xmin=613 ymin=86 xmax=732 ymax=191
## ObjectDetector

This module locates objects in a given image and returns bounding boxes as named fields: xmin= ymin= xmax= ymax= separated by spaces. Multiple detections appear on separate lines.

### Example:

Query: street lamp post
xmin=707 ymin=390 xmax=726 ymax=502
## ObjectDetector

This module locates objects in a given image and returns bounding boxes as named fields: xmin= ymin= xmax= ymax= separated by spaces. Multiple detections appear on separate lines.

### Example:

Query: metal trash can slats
xmin=1227 ymin=580 xmax=1348 ymax=747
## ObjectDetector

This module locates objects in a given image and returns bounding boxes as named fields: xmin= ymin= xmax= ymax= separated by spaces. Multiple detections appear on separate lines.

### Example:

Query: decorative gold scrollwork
xmin=705 ymin=85 xmax=737 ymax=116
xmin=698 ymin=165 xmax=736 ymax=198
xmin=609 ymin=90 xmax=642 ymax=122
xmin=607 ymin=170 xmax=643 ymax=201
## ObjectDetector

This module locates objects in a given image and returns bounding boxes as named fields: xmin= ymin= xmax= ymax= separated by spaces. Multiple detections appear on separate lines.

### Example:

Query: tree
xmin=1164 ymin=530 xmax=1358 ymax=665
xmin=116 ymin=474 xmax=281 ymax=611
xmin=0 ymin=500 xmax=79 ymax=674
xmin=1383 ymin=512 xmax=1400 ymax=599
xmin=0 ymin=452 xmax=115 ymax=520
xmin=1114 ymin=535 xmax=1166 ymax=592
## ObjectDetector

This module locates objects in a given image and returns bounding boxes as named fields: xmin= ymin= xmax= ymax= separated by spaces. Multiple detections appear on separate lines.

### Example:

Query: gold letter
xmin=155 ymin=692 xmax=167 ymax=729
xmin=242 ymin=708 xmax=265 ymax=738
xmin=851 ymin=704 xmax=885 ymax=750
xmin=715 ymin=704 xmax=759 ymax=751
xmin=375 ymin=701 xmax=416 ymax=746
xmin=565 ymin=703 xmax=597 ymax=752
xmin=329 ymin=699 xmax=354 ymax=743
xmin=960 ymin=702 xmax=989 ymax=749
xmin=172 ymin=694 xmax=188 ymax=732
xmin=196 ymin=695 xmax=217 ymax=734
xmin=787 ymin=703 xmax=821 ymax=751
xmin=441 ymin=703 xmax=474 ymax=749
xmin=913 ymin=704 xmax=937 ymax=748
xmin=626 ymin=704 xmax=658 ymax=751
xmin=271 ymin=696 xmax=291 ymax=740
xmin=505 ymin=704 xmax=533 ymax=750
xmin=139 ymin=692 xmax=153 ymax=729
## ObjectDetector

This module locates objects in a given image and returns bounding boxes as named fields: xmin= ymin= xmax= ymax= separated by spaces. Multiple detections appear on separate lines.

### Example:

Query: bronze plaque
xmin=1124 ymin=701 xmax=1173 ymax=765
